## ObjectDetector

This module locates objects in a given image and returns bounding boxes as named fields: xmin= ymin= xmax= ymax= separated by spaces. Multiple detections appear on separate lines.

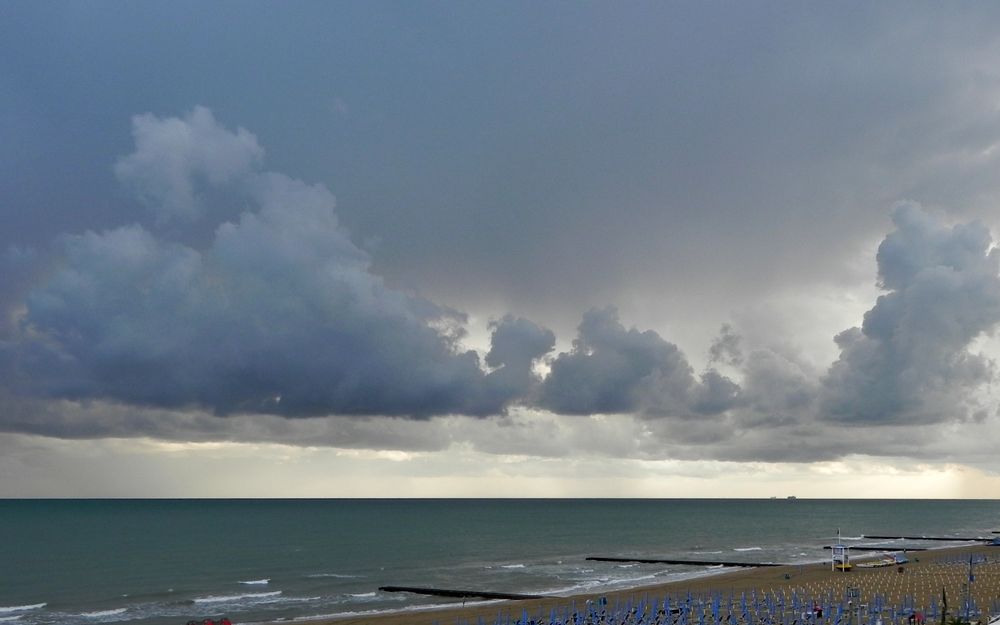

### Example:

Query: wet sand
xmin=304 ymin=545 xmax=1000 ymax=625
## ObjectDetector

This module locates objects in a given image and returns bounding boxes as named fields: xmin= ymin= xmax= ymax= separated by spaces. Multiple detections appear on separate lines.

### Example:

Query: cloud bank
xmin=2 ymin=108 xmax=1000 ymax=464
xmin=2 ymin=109 xmax=550 ymax=419
xmin=538 ymin=307 xmax=739 ymax=418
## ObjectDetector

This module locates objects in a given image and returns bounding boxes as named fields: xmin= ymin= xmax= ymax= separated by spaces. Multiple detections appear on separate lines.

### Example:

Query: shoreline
xmin=279 ymin=543 xmax=1000 ymax=625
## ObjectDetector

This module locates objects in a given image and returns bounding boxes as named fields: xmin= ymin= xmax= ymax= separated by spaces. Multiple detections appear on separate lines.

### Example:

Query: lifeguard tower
xmin=831 ymin=529 xmax=851 ymax=572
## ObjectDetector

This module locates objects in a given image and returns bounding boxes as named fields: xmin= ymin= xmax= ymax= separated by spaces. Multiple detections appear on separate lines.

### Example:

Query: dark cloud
xmin=821 ymin=204 xmax=1000 ymax=424
xmin=0 ymin=386 xmax=469 ymax=456
xmin=3 ymin=108 xmax=739 ymax=432
xmin=708 ymin=323 xmax=743 ymax=367
xmin=692 ymin=370 xmax=743 ymax=416
xmin=1 ymin=110 xmax=552 ymax=419
xmin=483 ymin=315 xmax=556 ymax=407
xmin=537 ymin=307 xmax=740 ymax=417
xmin=739 ymin=349 xmax=819 ymax=428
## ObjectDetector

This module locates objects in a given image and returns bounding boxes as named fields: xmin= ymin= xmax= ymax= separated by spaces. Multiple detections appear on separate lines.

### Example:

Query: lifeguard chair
xmin=831 ymin=529 xmax=851 ymax=572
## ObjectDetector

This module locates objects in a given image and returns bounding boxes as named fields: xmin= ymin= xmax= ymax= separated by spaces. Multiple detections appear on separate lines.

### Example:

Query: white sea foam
xmin=550 ymin=561 xmax=739 ymax=597
xmin=271 ymin=596 xmax=320 ymax=604
xmin=289 ymin=599 xmax=505 ymax=622
xmin=547 ymin=571 xmax=658 ymax=596
xmin=194 ymin=591 xmax=282 ymax=604
xmin=80 ymin=608 xmax=128 ymax=618
xmin=306 ymin=573 xmax=360 ymax=578
xmin=693 ymin=550 xmax=724 ymax=555
xmin=0 ymin=617 xmax=23 ymax=623
xmin=500 ymin=563 xmax=526 ymax=569
xmin=734 ymin=546 xmax=763 ymax=551
xmin=350 ymin=592 xmax=377 ymax=599
xmin=239 ymin=578 xmax=270 ymax=585
xmin=0 ymin=605 xmax=45 ymax=614
xmin=614 ymin=573 xmax=656 ymax=584
xmin=547 ymin=578 xmax=611 ymax=595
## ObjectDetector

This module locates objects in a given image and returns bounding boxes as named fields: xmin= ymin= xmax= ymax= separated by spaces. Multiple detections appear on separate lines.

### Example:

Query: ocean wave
xmin=194 ymin=591 xmax=282 ymax=604
xmin=350 ymin=592 xmax=377 ymax=599
xmin=296 ymin=598 xmax=505 ymax=621
xmin=306 ymin=572 xmax=360 ymax=578
xmin=547 ymin=572 xmax=658 ymax=596
xmin=239 ymin=578 xmax=270 ymax=585
xmin=80 ymin=608 xmax=128 ymax=618
xmin=500 ymin=564 xmax=526 ymax=569
xmin=0 ymin=605 xmax=45 ymax=614
xmin=278 ymin=596 xmax=321 ymax=603
xmin=552 ymin=563 xmax=736 ymax=597
xmin=693 ymin=550 xmax=724 ymax=555
xmin=0 ymin=617 xmax=23 ymax=623
xmin=734 ymin=546 xmax=763 ymax=551
xmin=546 ymin=578 xmax=612 ymax=595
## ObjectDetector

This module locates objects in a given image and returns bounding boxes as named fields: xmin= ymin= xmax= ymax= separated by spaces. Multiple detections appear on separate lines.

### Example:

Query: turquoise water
xmin=1 ymin=499 xmax=998 ymax=625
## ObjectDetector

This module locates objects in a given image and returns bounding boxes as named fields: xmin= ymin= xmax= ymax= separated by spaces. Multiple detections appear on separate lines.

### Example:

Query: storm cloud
xmin=821 ymin=204 xmax=1000 ymax=424
xmin=1 ymin=108 xmax=740 ymax=427
xmin=1 ymin=109 xmax=552 ymax=419
xmin=537 ymin=307 xmax=740 ymax=418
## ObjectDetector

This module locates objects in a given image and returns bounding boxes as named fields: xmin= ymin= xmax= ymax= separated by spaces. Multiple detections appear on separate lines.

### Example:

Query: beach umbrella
xmin=939 ymin=588 xmax=947 ymax=625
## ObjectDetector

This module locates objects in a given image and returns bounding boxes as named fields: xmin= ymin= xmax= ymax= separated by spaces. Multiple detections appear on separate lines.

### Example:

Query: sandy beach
xmin=311 ymin=545 xmax=1000 ymax=625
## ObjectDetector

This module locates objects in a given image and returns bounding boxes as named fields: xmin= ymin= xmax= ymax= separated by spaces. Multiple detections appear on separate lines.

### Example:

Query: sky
xmin=3 ymin=2 xmax=1000 ymax=498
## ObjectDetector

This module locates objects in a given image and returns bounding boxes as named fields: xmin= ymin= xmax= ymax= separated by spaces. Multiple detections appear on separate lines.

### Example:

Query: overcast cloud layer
xmin=4 ymin=4 xmax=1000 ymax=492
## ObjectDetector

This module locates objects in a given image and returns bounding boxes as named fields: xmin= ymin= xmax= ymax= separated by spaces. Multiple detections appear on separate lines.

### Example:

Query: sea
xmin=2 ymin=499 xmax=998 ymax=625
